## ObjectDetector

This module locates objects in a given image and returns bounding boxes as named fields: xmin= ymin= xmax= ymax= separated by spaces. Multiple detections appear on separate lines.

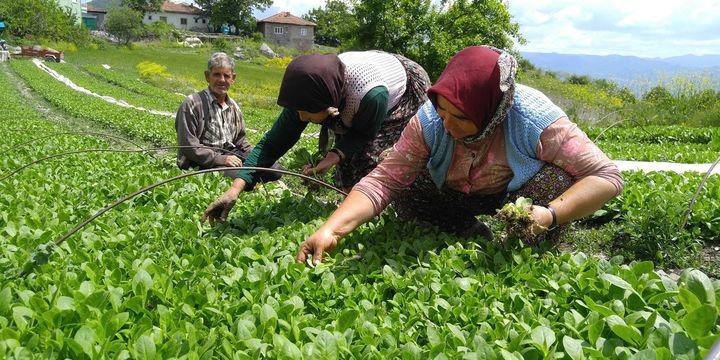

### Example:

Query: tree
xmin=349 ymin=0 xmax=434 ymax=54
xmin=123 ymin=0 xmax=163 ymax=14
xmin=566 ymin=74 xmax=591 ymax=85
xmin=105 ymin=6 xmax=144 ymax=45
xmin=195 ymin=0 xmax=271 ymax=36
xmin=347 ymin=0 xmax=525 ymax=80
xmin=0 ymin=0 xmax=78 ymax=40
xmin=303 ymin=0 xmax=356 ymax=47
xmin=642 ymin=86 xmax=673 ymax=104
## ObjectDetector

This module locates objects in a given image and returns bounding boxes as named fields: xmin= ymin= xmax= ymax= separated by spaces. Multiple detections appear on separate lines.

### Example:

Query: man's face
xmin=205 ymin=65 xmax=236 ymax=98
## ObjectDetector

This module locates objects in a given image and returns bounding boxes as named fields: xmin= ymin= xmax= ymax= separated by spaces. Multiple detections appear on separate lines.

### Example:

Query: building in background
xmin=256 ymin=12 xmax=315 ymax=50
xmin=142 ymin=1 xmax=209 ymax=32
xmin=82 ymin=4 xmax=107 ymax=30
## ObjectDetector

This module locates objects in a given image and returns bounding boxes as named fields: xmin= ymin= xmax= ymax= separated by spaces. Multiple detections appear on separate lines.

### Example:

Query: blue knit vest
xmin=419 ymin=85 xmax=566 ymax=192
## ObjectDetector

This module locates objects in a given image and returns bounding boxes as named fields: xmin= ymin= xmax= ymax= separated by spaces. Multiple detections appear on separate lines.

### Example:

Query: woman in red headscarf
xmin=296 ymin=46 xmax=624 ymax=265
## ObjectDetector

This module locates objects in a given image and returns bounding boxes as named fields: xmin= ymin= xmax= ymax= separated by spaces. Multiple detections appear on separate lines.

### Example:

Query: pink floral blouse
xmin=355 ymin=115 xmax=624 ymax=214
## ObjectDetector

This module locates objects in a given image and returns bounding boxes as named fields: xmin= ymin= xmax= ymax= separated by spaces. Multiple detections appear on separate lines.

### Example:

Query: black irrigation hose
xmin=1 ymin=131 xmax=147 ymax=155
xmin=680 ymin=153 xmax=720 ymax=231
xmin=17 ymin=166 xmax=346 ymax=277
xmin=0 ymin=145 xmax=232 ymax=181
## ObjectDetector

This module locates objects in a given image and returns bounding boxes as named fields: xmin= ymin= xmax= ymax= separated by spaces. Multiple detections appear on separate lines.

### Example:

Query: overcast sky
xmin=254 ymin=0 xmax=720 ymax=58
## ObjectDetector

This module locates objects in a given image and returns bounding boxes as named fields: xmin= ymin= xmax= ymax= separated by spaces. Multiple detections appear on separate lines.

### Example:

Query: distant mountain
xmin=520 ymin=52 xmax=720 ymax=95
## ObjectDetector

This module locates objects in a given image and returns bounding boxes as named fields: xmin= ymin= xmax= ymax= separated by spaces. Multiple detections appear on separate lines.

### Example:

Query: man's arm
xmin=231 ymin=105 xmax=254 ymax=155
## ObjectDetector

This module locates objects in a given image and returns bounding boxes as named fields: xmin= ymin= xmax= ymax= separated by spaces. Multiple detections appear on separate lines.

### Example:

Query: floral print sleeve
xmin=537 ymin=117 xmax=624 ymax=194
xmin=353 ymin=116 xmax=430 ymax=214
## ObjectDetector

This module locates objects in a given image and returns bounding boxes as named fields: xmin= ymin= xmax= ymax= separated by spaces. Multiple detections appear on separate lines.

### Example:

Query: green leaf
xmin=632 ymin=349 xmax=659 ymax=360
xmin=605 ymin=315 xmax=642 ymax=346
xmin=336 ymin=309 xmax=359 ymax=332
xmin=455 ymin=277 xmax=474 ymax=291
xmin=583 ymin=297 xmax=615 ymax=317
xmin=631 ymin=261 xmax=655 ymax=276
xmin=401 ymin=341 xmax=423 ymax=359
xmin=0 ymin=288 xmax=11 ymax=316
xmin=135 ymin=334 xmax=156 ymax=360
xmin=668 ymin=332 xmax=698 ymax=360
xmin=132 ymin=269 xmax=153 ymax=295
xmin=447 ymin=323 xmax=466 ymax=345
xmin=238 ymin=247 xmax=260 ymax=260
xmin=237 ymin=319 xmax=256 ymax=339
xmin=5 ymin=222 xmax=17 ymax=237
xmin=74 ymin=326 xmax=96 ymax=356
xmin=681 ymin=305 xmax=717 ymax=339
xmin=273 ymin=333 xmax=301 ymax=359
xmin=111 ymin=312 xmax=130 ymax=333
xmin=12 ymin=306 xmax=33 ymax=332
xmin=678 ymin=269 xmax=715 ymax=307
xmin=260 ymin=304 xmax=278 ymax=329
xmin=56 ymin=296 xmax=75 ymax=311
xmin=601 ymin=273 xmax=636 ymax=293
xmin=587 ymin=313 xmax=604 ymax=344
xmin=313 ymin=330 xmax=338 ymax=359
xmin=530 ymin=326 xmax=555 ymax=353
xmin=562 ymin=336 xmax=584 ymax=360
xmin=427 ymin=325 xmax=442 ymax=347
xmin=470 ymin=334 xmax=497 ymax=360
xmin=678 ymin=288 xmax=702 ymax=313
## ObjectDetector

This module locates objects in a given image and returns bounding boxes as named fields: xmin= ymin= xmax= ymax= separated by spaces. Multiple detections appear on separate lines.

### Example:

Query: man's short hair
xmin=207 ymin=52 xmax=235 ymax=72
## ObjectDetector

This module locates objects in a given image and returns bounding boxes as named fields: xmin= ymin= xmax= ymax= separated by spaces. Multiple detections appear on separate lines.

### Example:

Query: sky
xmin=253 ymin=0 xmax=720 ymax=59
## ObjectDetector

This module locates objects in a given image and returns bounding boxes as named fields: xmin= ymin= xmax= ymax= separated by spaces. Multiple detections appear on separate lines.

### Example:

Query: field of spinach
xmin=0 ymin=48 xmax=718 ymax=359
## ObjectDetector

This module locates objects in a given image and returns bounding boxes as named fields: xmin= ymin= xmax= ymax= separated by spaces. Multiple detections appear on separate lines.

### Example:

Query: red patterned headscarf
xmin=427 ymin=46 xmax=517 ymax=142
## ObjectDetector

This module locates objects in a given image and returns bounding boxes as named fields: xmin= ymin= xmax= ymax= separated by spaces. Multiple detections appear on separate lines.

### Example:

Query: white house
xmin=143 ymin=1 xmax=209 ymax=33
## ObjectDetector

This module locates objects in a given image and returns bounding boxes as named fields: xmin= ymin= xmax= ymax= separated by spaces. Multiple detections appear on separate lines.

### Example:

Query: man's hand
xmin=296 ymin=229 xmax=338 ymax=265
xmin=302 ymin=151 xmax=340 ymax=176
xmin=224 ymin=155 xmax=243 ymax=167
xmin=202 ymin=189 xmax=240 ymax=225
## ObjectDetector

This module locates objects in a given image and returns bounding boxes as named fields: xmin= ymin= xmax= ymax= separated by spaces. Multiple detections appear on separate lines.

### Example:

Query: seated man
xmin=175 ymin=52 xmax=282 ymax=182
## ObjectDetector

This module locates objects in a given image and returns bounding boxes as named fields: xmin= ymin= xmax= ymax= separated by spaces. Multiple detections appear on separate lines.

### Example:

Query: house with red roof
xmin=256 ymin=12 xmax=316 ymax=49
xmin=142 ymin=1 xmax=209 ymax=32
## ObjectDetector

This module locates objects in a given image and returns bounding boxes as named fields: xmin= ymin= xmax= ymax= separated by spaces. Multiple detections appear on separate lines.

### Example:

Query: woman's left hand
xmin=528 ymin=205 xmax=554 ymax=235
xmin=302 ymin=151 xmax=341 ymax=176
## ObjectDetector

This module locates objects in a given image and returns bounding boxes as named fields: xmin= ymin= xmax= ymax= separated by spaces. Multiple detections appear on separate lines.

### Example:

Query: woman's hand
xmin=302 ymin=151 xmax=341 ymax=176
xmin=296 ymin=229 xmax=339 ymax=265
xmin=295 ymin=191 xmax=377 ymax=266
xmin=528 ymin=205 xmax=554 ymax=235
xmin=202 ymin=179 xmax=245 ymax=225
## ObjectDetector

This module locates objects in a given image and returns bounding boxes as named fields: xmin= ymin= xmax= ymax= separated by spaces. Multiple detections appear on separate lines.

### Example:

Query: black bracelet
xmin=546 ymin=205 xmax=558 ymax=230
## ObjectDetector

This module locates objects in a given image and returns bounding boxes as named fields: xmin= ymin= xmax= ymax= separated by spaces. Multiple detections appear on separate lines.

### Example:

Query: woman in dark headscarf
xmin=203 ymin=51 xmax=431 ymax=224
xmin=296 ymin=46 xmax=624 ymax=265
